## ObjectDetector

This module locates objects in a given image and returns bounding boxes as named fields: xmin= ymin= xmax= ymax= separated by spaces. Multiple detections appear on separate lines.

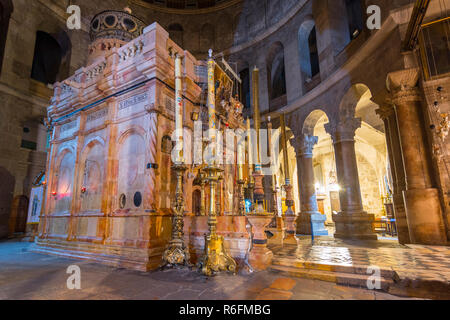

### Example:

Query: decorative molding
xmin=325 ymin=117 xmax=362 ymax=143
xmin=131 ymin=0 xmax=243 ymax=15
xmin=375 ymin=104 xmax=395 ymax=121
xmin=291 ymin=134 xmax=318 ymax=157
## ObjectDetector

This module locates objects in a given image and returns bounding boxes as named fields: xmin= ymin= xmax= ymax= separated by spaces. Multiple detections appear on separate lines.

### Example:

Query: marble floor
xmin=0 ymin=240 xmax=418 ymax=300
xmin=270 ymin=236 xmax=450 ymax=283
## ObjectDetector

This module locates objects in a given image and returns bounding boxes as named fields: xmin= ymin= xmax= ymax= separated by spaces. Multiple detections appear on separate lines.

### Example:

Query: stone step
xmin=272 ymin=256 xmax=398 ymax=279
xmin=269 ymin=264 xmax=394 ymax=291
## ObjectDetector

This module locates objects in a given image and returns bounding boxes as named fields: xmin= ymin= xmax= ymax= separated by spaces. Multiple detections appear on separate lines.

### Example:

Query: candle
xmin=238 ymin=135 xmax=244 ymax=180
xmin=252 ymin=66 xmax=261 ymax=166
xmin=174 ymin=53 xmax=183 ymax=163
xmin=247 ymin=117 xmax=253 ymax=178
xmin=207 ymin=49 xmax=216 ymax=165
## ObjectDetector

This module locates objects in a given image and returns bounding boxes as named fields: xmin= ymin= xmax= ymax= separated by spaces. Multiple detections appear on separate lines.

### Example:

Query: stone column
xmin=325 ymin=118 xmax=377 ymax=240
xmin=376 ymin=104 xmax=410 ymax=244
xmin=292 ymin=134 xmax=328 ymax=236
xmin=387 ymin=68 xmax=447 ymax=245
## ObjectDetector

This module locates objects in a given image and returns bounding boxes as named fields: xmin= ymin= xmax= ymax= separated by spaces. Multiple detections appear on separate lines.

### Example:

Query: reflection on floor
xmin=269 ymin=235 xmax=450 ymax=299
xmin=0 ymin=240 xmax=418 ymax=300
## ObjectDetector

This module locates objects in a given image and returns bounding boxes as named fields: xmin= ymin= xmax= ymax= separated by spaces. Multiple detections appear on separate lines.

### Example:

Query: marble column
xmin=325 ymin=118 xmax=377 ymax=240
xmin=376 ymin=104 xmax=410 ymax=244
xmin=292 ymin=134 xmax=328 ymax=236
xmin=387 ymin=68 xmax=447 ymax=245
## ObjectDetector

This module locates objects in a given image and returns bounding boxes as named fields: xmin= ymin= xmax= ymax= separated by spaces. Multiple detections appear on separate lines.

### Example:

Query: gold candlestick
xmin=162 ymin=164 xmax=190 ymax=266
xmin=280 ymin=113 xmax=294 ymax=216
xmin=162 ymin=53 xmax=190 ymax=267
xmin=199 ymin=49 xmax=236 ymax=276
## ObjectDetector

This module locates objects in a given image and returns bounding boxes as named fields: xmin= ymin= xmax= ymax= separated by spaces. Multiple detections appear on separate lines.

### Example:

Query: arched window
xmin=0 ymin=0 xmax=13 ymax=75
xmin=239 ymin=67 xmax=250 ymax=110
xmin=345 ymin=0 xmax=364 ymax=40
xmin=168 ymin=23 xmax=184 ymax=48
xmin=31 ymin=31 xmax=63 ymax=84
xmin=298 ymin=20 xmax=320 ymax=81
xmin=266 ymin=42 xmax=287 ymax=111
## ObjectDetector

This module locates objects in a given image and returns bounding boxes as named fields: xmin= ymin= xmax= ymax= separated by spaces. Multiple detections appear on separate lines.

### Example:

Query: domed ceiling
xmin=141 ymin=0 xmax=236 ymax=10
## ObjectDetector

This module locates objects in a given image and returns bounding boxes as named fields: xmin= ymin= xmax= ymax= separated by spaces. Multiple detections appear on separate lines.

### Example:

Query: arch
xmin=339 ymin=83 xmax=372 ymax=120
xmin=0 ymin=166 xmax=14 ymax=238
xmin=52 ymin=149 xmax=75 ymax=215
xmin=0 ymin=0 xmax=13 ymax=75
xmin=168 ymin=23 xmax=184 ymax=48
xmin=31 ymin=31 xmax=63 ymax=84
xmin=266 ymin=41 xmax=287 ymax=111
xmin=298 ymin=18 xmax=320 ymax=80
xmin=9 ymin=195 xmax=28 ymax=235
xmin=302 ymin=109 xmax=330 ymax=136
xmin=238 ymin=61 xmax=250 ymax=111
xmin=117 ymin=125 xmax=147 ymax=146
xmin=192 ymin=189 xmax=201 ymax=216
xmin=82 ymin=136 xmax=106 ymax=153
xmin=200 ymin=23 xmax=214 ymax=53
xmin=79 ymin=139 xmax=105 ymax=213
xmin=117 ymin=132 xmax=146 ymax=210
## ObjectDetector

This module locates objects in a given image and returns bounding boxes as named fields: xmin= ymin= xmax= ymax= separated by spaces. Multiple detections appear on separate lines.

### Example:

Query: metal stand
xmin=161 ymin=163 xmax=190 ymax=267
xmin=237 ymin=179 xmax=246 ymax=216
xmin=199 ymin=166 xmax=237 ymax=276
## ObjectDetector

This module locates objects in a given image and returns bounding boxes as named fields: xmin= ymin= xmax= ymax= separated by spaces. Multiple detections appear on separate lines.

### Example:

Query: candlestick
xmin=174 ymin=53 xmax=183 ymax=164
xmin=199 ymin=49 xmax=236 ymax=276
xmin=161 ymin=53 xmax=190 ymax=268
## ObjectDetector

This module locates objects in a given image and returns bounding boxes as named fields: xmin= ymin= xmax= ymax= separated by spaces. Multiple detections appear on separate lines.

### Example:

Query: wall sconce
xmin=191 ymin=112 xmax=199 ymax=121
xmin=51 ymin=191 xmax=57 ymax=196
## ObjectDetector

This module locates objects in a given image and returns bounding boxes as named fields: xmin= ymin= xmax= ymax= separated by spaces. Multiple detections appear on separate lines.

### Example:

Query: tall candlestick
xmin=207 ymin=49 xmax=216 ymax=164
xmin=246 ymin=117 xmax=253 ymax=178
xmin=162 ymin=52 xmax=189 ymax=268
xmin=252 ymin=66 xmax=261 ymax=166
xmin=280 ymin=113 xmax=290 ymax=185
xmin=200 ymin=49 xmax=236 ymax=276
xmin=174 ymin=53 xmax=183 ymax=164
xmin=238 ymin=138 xmax=244 ymax=180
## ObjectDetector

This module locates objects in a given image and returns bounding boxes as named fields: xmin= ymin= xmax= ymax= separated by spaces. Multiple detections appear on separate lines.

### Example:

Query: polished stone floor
xmin=270 ymin=236 xmax=450 ymax=283
xmin=0 ymin=240 xmax=419 ymax=300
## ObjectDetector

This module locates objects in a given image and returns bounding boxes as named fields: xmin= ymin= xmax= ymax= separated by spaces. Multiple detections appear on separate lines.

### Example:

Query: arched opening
xmin=8 ymin=195 xmax=28 ymax=235
xmin=345 ymin=0 xmax=364 ymax=40
xmin=239 ymin=66 xmax=250 ymax=112
xmin=31 ymin=31 xmax=63 ymax=85
xmin=302 ymin=110 xmax=337 ymax=229
xmin=277 ymin=127 xmax=300 ymax=216
xmin=340 ymin=84 xmax=393 ymax=240
xmin=266 ymin=42 xmax=287 ymax=112
xmin=168 ymin=23 xmax=184 ymax=48
xmin=0 ymin=0 xmax=13 ymax=75
xmin=51 ymin=150 xmax=75 ymax=215
xmin=80 ymin=142 xmax=105 ymax=213
xmin=117 ymin=132 xmax=146 ymax=211
xmin=192 ymin=189 xmax=201 ymax=216
xmin=298 ymin=19 xmax=321 ymax=91
xmin=0 ymin=166 xmax=14 ymax=238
